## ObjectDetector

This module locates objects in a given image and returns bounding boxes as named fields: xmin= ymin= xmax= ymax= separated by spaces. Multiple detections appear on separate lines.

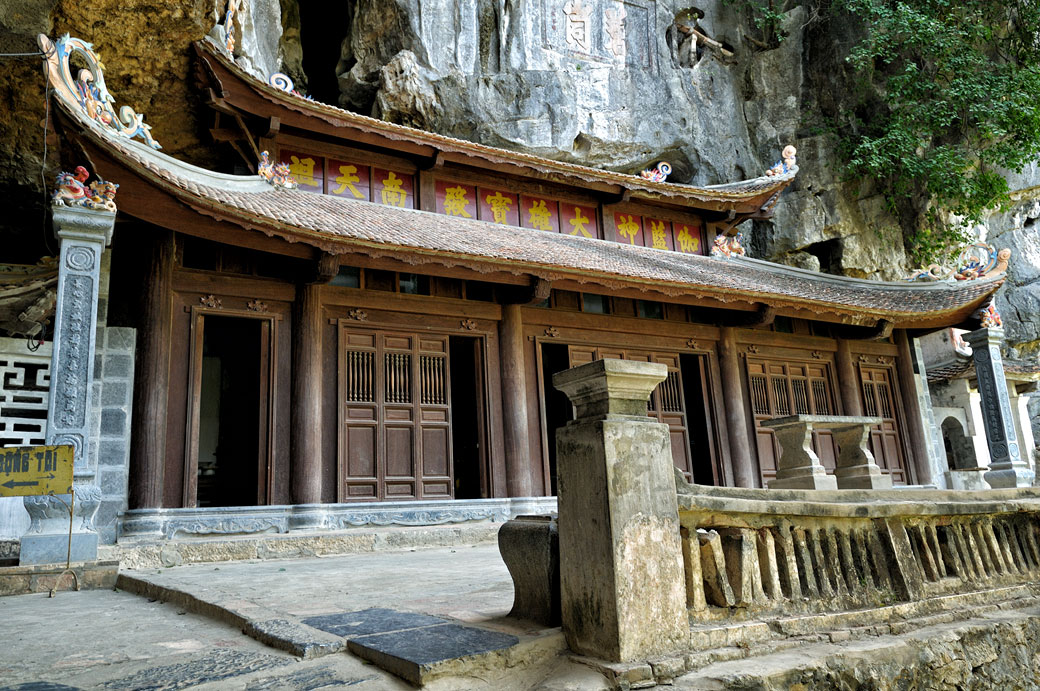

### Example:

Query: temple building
xmin=2 ymin=33 xmax=1032 ymax=554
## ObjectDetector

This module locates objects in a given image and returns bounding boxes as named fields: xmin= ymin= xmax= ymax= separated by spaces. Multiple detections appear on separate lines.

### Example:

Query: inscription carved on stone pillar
xmin=963 ymin=328 xmax=1034 ymax=488
xmin=20 ymin=205 xmax=114 ymax=565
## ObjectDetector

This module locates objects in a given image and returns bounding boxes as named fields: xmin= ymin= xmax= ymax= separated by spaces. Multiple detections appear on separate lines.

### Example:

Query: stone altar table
xmin=762 ymin=415 xmax=890 ymax=490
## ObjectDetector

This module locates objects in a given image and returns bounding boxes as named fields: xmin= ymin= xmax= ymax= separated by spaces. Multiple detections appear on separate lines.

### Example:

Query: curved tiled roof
xmin=195 ymin=38 xmax=796 ymax=210
xmin=48 ymin=42 xmax=1002 ymax=328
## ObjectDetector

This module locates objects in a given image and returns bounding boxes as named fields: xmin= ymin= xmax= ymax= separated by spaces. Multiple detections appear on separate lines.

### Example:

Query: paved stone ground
xmin=0 ymin=543 xmax=587 ymax=690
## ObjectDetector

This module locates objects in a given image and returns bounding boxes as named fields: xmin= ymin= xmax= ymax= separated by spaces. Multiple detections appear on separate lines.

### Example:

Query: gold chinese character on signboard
xmin=568 ymin=207 xmax=593 ymax=237
xmin=485 ymin=192 xmax=513 ymax=224
xmin=564 ymin=0 xmax=592 ymax=52
xmin=380 ymin=172 xmax=407 ymax=207
xmin=444 ymin=185 xmax=473 ymax=217
xmin=527 ymin=200 xmax=553 ymax=231
xmin=617 ymin=214 xmax=640 ymax=244
xmin=676 ymin=225 xmax=699 ymax=253
xmin=650 ymin=220 xmax=668 ymax=249
xmin=289 ymin=155 xmax=319 ymax=187
xmin=333 ymin=164 xmax=364 ymax=198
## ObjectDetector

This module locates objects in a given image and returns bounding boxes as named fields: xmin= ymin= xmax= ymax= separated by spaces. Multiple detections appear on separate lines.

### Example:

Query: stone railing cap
xmin=760 ymin=414 xmax=883 ymax=429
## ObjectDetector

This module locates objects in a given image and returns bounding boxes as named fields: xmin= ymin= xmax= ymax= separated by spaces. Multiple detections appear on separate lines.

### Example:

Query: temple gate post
xmin=500 ymin=302 xmax=532 ymax=496
xmin=20 ymin=205 xmax=113 ymax=564
xmin=835 ymin=339 xmax=863 ymax=416
xmin=291 ymin=282 xmax=323 ymax=505
xmin=553 ymin=359 xmax=687 ymax=662
xmin=962 ymin=327 xmax=1035 ymax=488
xmin=129 ymin=229 xmax=173 ymax=509
xmin=719 ymin=327 xmax=756 ymax=486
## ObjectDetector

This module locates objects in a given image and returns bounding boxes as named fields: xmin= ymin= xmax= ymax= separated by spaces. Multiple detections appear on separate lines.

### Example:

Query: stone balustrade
xmin=677 ymin=477 xmax=1040 ymax=621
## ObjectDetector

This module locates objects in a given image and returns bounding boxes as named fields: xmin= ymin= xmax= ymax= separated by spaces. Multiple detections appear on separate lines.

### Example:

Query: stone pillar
xmin=291 ymin=282 xmax=322 ymax=505
xmin=20 ymin=206 xmax=113 ymax=565
xmin=760 ymin=416 xmax=838 ymax=490
xmin=963 ymin=328 xmax=1035 ymax=488
xmin=500 ymin=303 xmax=532 ymax=496
xmin=719 ymin=327 xmax=756 ymax=487
xmin=553 ymin=359 xmax=687 ymax=663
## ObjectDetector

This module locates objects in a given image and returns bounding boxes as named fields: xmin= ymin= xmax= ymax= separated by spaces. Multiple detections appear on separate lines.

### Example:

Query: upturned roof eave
xmin=56 ymin=99 xmax=1000 ymax=330
xmin=194 ymin=38 xmax=796 ymax=214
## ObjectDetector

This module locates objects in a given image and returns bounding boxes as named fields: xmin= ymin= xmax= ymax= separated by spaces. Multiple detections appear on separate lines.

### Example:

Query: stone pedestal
xmin=963 ymin=328 xmax=1035 ymax=488
xmin=20 ymin=206 xmax=113 ymax=565
xmin=761 ymin=416 xmax=837 ymax=490
xmin=553 ymin=359 xmax=687 ymax=663
xmin=498 ymin=515 xmax=559 ymax=626
xmin=764 ymin=415 xmax=889 ymax=490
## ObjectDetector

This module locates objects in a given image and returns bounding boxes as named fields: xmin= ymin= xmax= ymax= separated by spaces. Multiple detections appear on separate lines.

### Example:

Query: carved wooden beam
xmin=716 ymin=302 xmax=775 ymax=327
xmin=310 ymin=252 xmax=340 ymax=284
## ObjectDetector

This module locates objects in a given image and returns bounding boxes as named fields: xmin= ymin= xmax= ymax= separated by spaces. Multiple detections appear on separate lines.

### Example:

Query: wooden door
xmin=859 ymin=366 xmax=908 ymax=484
xmin=566 ymin=346 xmax=693 ymax=478
xmin=340 ymin=327 xmax=453 ymax=501
xmin=746 ymin=358 xmax=838 ymax=484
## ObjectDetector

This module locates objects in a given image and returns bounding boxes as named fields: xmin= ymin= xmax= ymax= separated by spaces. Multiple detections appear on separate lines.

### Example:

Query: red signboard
xmin=673 ymin=222 xmax=703 ymax=254
xmin=280 ymin=150 xmax=324 ymax=193
xmin=643 ymin=217 xmax=674 ymax=251
xmin=435 ymin=180 xmax=476 ymax=218
xmin=478 ymin=187 xmax=520 ymax=226
xmin=560 ymin=203 xmax=598 ymax=239
xmin=613 ymin=213 xmax=644 ymax=246
xmin=520 ymin=195 xmax=560 ymax=232
xmin=373 ymin=169 xmax=414 ymax=209
xmin=327 ymin=159 xmax=371 ymax=200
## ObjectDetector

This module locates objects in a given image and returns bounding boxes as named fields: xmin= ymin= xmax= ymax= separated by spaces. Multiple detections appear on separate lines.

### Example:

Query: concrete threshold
xmin=103 ymin=521 xmax=503 ymax=569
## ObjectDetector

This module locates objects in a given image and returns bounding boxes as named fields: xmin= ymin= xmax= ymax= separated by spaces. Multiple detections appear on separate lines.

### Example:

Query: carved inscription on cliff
xmin=542 ymin=0 xmax=655 ymax=70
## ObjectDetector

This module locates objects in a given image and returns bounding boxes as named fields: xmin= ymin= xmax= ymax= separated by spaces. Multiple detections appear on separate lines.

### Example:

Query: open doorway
xmin=192 ymin=314 xmax=271 ymax=507
xmin=681 ymin=353 xmax=721 ymax=485
xmin=450 ymin=336 xmax=487 ymax=499
xmin=540 ymin=342 xmax=574 ymax=496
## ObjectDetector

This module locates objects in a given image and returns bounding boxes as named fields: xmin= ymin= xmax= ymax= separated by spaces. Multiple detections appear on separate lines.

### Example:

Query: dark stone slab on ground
xmin=99 ymin=649 xmax=290 ymax=690
xmin=348 ymin=623 xmax=520 ymax=685
xmin=0 ymin=684 xmax=81 ymax=691
xmin=302 ymin=608 xmax=445 ymax=638
xmin=244 ymin=618 xmax=346 ymax=658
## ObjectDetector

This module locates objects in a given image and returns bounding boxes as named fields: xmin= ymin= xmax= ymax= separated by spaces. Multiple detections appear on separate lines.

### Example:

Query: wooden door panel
xmin=860 ymin=366 xmax=908 ymax=484
xmin=340 ymin=326 xmax=454 ymax=500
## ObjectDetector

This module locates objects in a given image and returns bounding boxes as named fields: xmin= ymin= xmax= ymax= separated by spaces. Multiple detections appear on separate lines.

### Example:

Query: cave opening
xmin=805 ymin=238 xmax=844 ymax=275
xmin=297 ymin=1 xmax=352 ymax=107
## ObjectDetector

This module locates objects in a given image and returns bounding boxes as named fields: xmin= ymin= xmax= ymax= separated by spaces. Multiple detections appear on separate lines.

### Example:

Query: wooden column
xmin=291 ymin=282 xmax=323 ymax=504
xmin=835 ymin=339 xmax=863 ymax=416
xmin=894 ymin=330 xmax=931 ymax=485
xmin=129 ymin=230 xmax=174 ymax=509
xmin=500 ymin=303 xmax=533 ymax=496
xmin=719 ymin=327 xmax=756 ymax=487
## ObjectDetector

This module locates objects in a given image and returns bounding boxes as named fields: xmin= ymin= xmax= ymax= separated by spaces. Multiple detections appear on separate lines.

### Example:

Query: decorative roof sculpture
xmin=51 ymin=166 xmax=119 ymax=212
xmin=907 ymin=242 xmax=1011 ymax=281
xmin=766 ymin=146 xmax=797 ymax=177
xmin=640 ymin=162 xmax=672 ymax=183
xmin=38 ymin=34 xmax=161 ymax=150
xmin=257 ymin=151 xmax=298 ymax=189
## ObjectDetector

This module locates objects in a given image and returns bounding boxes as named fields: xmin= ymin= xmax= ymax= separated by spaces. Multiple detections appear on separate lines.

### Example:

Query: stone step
xmin=102 ymin=522 xmax=502 ymax=569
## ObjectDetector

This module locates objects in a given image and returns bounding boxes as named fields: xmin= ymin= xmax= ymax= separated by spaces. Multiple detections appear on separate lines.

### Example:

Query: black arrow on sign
xmin=2 ymin=480 xmax=39 ymax=489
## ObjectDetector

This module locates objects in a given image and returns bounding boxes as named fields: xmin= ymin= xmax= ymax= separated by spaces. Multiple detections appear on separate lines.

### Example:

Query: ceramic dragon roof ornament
xmin=907 ymin=242 xmax=1011 ymax=282
xmin=258 ymin=151 xmax=298 ymax=189
xmin=38 ymin=34 xmax=161 ymax=150
xmin=51 ymin=166 xmax=119 ymax=212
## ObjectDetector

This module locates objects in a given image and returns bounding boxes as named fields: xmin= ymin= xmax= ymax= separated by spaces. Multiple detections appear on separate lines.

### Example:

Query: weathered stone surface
xmin=498 ymin=515 xmax=560 ymax=626
xmin=553 ymin=359 xmax=687 ymax=663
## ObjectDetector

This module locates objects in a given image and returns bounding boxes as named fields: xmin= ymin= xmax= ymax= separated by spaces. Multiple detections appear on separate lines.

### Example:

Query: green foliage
xmin=833 ymin=0 xmax=1040 ymax=262
xmin=726 ymin=0 xmax=793 ymax=48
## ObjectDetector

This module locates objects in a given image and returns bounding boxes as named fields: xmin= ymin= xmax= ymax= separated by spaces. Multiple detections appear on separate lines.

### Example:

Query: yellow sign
xmin=0 ymin=445 xmax=74 ymax=497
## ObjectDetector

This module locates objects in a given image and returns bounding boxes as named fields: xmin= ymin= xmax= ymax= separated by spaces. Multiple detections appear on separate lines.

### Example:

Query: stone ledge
xmin=0 ymin=560 xmax=119 ymax=596
xmin=104 ymin=521 xmax=513 ymax=569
